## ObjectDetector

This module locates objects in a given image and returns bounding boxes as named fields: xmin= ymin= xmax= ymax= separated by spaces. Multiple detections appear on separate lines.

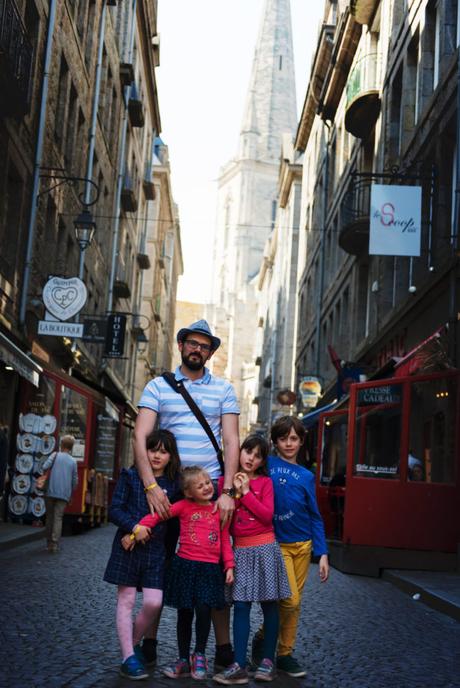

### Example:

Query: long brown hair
xmin=146 ymin=429 xmax=180 ymax=481
xmin=240 ymin=434 xmax=269 ymax=475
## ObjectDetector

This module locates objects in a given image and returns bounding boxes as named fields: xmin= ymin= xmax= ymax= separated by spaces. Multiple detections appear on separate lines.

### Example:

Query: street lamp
xmin=73 ymin=207 xmax=96 ymax=251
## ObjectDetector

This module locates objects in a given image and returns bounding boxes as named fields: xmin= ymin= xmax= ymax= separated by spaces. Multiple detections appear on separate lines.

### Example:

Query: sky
xmin=156 ymin=1 xmax=325 ymax=304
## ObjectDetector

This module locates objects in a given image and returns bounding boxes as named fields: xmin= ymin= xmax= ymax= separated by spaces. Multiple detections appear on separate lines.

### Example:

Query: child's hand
xmin=319 ymin=554 xmax=329 ymax=582
xmin=234 ymin=471 xmax=250 ymax=495
xmin=121 ymin=534 xmax=135 ymax=551
xmin=134 ymin=524 xmax=151 ymax=543
xmin=225 ymin=567 xmax=234 ymax=584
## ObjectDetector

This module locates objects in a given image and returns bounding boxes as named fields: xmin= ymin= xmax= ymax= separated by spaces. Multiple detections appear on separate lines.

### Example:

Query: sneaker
xmin=251 ymin=631 xmax=264 ymax=668
xmin=276 ymin=654 xmax=306 ymax=678
xmin=162 ymin=657 xmax=191 ymax=679
xmin=141 ymin=638 xmax=157 ymax=666
xmin=119 ymin=655 xmax=148 ymax=680
xmin=191 ymin=652 xmax=208 ymax=680
xmin=134 ymin=644 xmax=145 ymax=665
xmin=214 ymin=643 xmax=234 ymax=671
xmin=213 ymin=662 xmax=249 ymax=685
xmin=254 ymin=658 xmax=276 ymax=682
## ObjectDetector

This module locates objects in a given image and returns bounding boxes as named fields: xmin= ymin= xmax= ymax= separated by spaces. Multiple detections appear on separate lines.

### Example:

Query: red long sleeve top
xmin=139 ymin=499 xmax=234 ymax=571
xmin=218 ymin=476 xmax=275 ymax=538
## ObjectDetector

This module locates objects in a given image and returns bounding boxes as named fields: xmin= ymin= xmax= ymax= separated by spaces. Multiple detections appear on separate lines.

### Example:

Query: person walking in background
xmin=133 ymin=319 xmax=240 ymax=669
xmin=252 ymin=416 xmax=329 ymax=679
xmin=104 ymin=429 xmax=181 ymax=680
xmin=213 ymin=434 xmax=291 ymax=685
xmin=125 ymin=466 xmax=234 ymax=681
xmin=43 ymin=434 xmax=78 ymax=553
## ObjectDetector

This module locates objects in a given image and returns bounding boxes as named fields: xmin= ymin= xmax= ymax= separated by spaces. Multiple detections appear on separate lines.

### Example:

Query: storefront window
xmin=320 ymin=413 xmax=348 ymax=486
xmin=408 ymin=377 xmax=457 ymax=484
xmin=353 ymin=384 xmax=402 ymax=478
xmin=59 ymin=386 xmax=88 ymax=462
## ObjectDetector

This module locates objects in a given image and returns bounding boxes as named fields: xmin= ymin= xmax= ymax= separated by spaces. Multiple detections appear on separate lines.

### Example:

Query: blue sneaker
xmin=134 ymin=644 xmax=146 ymax=665
xmin=119 ymin=654 xmax=148 ymax=680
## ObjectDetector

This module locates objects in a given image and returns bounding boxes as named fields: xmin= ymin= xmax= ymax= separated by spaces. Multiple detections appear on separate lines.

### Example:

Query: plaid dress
xmin=103 ymin=467 xmax=179 ymax=589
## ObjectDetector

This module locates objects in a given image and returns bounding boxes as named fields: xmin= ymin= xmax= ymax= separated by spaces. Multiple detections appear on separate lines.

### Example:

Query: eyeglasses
xmin=184 ymin=338 xmax=212 ymax=353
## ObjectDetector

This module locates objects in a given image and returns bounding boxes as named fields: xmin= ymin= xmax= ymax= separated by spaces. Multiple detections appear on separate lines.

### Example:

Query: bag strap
xmin=162 ymin=372 xmax=225 ymax=474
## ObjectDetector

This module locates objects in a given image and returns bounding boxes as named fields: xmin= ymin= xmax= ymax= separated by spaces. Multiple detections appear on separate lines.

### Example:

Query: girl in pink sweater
xmin=125 ymin=466 xmax=234 ymax=681
xmin=213 ymin=435 xmax=291 ymax=685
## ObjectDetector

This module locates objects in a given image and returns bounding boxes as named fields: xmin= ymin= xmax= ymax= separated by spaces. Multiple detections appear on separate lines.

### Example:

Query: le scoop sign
xmin=369 ymin=184 xmax=422 ymax=257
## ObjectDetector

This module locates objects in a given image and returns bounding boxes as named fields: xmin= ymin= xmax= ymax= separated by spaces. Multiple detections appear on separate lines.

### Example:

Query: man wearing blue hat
xmin=133 ymin=319 xmax=240 ymax=669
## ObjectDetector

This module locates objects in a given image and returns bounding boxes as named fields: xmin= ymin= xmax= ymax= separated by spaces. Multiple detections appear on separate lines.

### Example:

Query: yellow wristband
xmin=144 ymin=482 xmax=158 ymax=493
xmin=133 ymin=525 xmax=141 ymax=534
xmin=129 ymin=533 xmax=136 ymax=541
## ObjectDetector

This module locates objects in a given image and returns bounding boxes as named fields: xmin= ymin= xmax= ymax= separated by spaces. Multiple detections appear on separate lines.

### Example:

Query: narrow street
xmin=0 ymin=527 xmax=458 ymax=688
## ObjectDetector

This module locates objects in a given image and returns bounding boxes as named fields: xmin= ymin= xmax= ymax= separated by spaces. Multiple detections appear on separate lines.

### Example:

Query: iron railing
xmin=0 ymin=0 xmax=33 ymax=111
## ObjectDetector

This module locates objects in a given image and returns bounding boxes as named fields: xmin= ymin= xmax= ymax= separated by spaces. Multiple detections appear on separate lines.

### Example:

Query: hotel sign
xmin=369 ymin=184 xmax=422 ymax=256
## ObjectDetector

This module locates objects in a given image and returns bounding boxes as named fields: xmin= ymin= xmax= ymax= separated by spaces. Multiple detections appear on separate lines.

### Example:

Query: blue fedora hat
xmin=176 ymin=319 xmax=221 ymax=351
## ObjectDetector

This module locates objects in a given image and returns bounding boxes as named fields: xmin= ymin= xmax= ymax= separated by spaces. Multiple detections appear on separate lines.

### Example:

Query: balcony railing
xmin=339 ymin=175 xmax=371 ymax=255
xmin=121 ymin=170 xmax=138 ymax=212
xmin=128 ymin=82 xmax=144 ymax=127
xmin=345 ymin=52 xmax=381 ymax=138
xmin=0 ymin=0 xmax=33 ymax=117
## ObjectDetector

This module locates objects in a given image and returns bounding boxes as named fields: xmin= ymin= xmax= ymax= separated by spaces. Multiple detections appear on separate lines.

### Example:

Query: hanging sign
xmin=298 ymin=376 xmax=322 ymax=409
xmin=104 ymin=314 xmax=126 ymax=358
xmin=38 ymin=321 xmax=84 ymax=337
xmin=42 ymin=276 xmax=87 ymax=321
xmin=369 ymin=184 xmax=422 ymax=256
xmin=82 ymin=318 xmax=108 ymax=343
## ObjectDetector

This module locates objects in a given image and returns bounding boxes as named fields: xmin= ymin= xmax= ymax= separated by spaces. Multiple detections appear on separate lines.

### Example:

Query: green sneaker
xmin=276 ymin=654 xmax=306 ymax=678
xmin=251 ymin=631 xmax=264 ymax=668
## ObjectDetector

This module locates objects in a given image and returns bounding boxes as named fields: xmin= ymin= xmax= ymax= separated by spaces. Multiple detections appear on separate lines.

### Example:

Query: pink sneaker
xmin=191 ymin=652 xmax=208 ymax=680
xmin=162 ymin=657 xmax=190 ymax=679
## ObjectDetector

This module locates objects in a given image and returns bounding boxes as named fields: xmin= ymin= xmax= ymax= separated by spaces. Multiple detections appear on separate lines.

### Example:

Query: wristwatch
xmin=221 ymin=487 xmax=236 ymax=498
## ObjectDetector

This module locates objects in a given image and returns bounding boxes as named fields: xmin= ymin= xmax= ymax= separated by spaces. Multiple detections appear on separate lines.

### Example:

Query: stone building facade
xmin=294 ymin=0 xmax=460 ymax=403
xmin=0 ymin=0 xmax=181 ymax=520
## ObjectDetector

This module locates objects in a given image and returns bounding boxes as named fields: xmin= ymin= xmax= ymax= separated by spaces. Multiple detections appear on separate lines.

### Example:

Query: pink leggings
xmin=116 ymin=586 xmax=163 ymax=661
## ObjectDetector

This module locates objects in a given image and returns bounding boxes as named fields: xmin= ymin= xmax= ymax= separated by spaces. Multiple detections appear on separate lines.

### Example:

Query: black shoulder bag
xmin=162 ymin=372 xmax=225 ymax=474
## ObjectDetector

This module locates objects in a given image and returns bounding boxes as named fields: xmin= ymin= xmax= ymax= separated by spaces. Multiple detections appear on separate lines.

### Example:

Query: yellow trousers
xmin=278 ymin=540 xmax=312 ymax=656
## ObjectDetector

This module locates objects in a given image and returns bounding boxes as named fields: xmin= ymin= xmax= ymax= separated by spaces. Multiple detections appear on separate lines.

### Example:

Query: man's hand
xmin=225 ymin=567 xmax=234 ymax=584
xmin=214 ymin=492 xmax=235 ymax=525
xmin=319 ymin=554 xmax=329 ymax=582
xmin=146 ymin=487 xmax=171 ymax=519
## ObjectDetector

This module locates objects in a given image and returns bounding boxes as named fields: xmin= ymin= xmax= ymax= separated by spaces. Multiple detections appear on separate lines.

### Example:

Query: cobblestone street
xmin=0 ymin=525 xmax=459 ymax=688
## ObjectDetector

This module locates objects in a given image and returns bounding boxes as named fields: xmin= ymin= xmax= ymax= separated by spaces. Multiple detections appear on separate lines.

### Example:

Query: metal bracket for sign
xmin=351 ymin=164 xmax=436 ymax=274
xmin=38 ymin=167 xmax=100 ymax=206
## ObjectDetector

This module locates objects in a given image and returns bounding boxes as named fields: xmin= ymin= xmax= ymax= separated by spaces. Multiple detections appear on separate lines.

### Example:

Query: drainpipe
xmin=450 ymin=48 xmax=460 ymax=367
xmin=107 ymin=0 xmax=137 ymax=314
xmin=78 ymin=0 xmax=107 ymax=281
xmin=19 ymin=0 xmax=58 ymax=330
xmin=314 ymin=122 xmax=330 ymax=375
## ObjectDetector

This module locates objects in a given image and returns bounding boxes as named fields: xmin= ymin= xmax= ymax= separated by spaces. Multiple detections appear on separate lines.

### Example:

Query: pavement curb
xmin=382 ymin=570 xmax=460 ymax=622
xmin=0 ymin=527 xmax=46 ymax=553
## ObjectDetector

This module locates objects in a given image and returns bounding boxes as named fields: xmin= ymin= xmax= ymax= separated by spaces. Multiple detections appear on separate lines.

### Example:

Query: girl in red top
xmin=213 ymin=435 xmax=291 ymax=685
xmin=124 ymin=466 xmax=234 ymax=681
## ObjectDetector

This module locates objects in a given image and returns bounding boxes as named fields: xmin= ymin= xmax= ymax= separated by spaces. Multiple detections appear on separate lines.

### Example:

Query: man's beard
xmin=181 ymin=351 xmax=205 ymax=371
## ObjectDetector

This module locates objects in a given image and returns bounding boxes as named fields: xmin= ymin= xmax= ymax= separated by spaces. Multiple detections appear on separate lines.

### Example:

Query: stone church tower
xmin=211 ymin=0 xmax=297 ymax=433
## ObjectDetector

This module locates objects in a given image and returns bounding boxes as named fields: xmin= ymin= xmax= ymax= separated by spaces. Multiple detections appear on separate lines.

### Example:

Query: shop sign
xmin=369 ymin=184 xmax=422 ymax=256
xmin=358 ymin=385 xmax=401 ymax=405
xmin=82 ymin=318 xmax=108 ymax=343
xmin=42 ymin=276 xmax=87 ymax=321
xmin=299 ymin=376 xmax=322 ymax=408
xmin=104 ymin=314 xmax=126 ymax=358
xmin=0 ymin=332 xmax=42 ymax=387
xmin=38 ymin=321 xmax=84 ymax=337
xmin=94 ymin=411 xmax=118 ymax=477
xmin=277 ymin=389 xmax=297 ymax=406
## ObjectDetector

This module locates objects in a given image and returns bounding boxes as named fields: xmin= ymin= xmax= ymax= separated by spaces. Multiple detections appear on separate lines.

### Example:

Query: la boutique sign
xmin=369 ymin=184 xmax=422 ymax=257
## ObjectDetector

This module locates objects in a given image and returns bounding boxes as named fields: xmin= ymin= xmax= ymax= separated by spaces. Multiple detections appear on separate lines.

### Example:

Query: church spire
xmin=239 ymin=0 xmax=297 ymax=162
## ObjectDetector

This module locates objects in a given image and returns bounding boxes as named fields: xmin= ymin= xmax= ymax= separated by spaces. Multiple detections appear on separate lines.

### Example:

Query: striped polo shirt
xmin=138 ymin=366 xmax=240 ymax=479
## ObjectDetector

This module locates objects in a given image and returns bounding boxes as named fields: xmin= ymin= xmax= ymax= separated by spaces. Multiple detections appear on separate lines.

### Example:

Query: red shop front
xmin=316 ymin=369 xmax=460 ymax=576
xmin=10 ymin=365 xmax=134 ymax=528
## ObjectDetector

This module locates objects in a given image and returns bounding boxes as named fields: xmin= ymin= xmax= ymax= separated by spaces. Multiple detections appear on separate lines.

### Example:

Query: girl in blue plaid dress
xmin=104 ymin=429 xmax=180 ymax=680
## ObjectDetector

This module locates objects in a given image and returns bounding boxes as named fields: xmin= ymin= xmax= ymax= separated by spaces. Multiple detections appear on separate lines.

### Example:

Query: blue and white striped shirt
xmin=138 ymin=366 xmax=239 ymax=479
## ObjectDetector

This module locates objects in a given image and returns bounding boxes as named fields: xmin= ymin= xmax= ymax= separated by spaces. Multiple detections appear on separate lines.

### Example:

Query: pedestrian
xmin=213 ymin=434 xmax=291 ymax=685
xmin=103 ymin=429 xmax=181 ymax=680
xmin=124 ymin=466 xmax=235 ymax=681
xmin=133 ymin=319 xmax=240 ymax=669
xmin=252 ymin=416 xmax=329 ymax=678
xmin=43 ymin=434 xmax=78 ymax=553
